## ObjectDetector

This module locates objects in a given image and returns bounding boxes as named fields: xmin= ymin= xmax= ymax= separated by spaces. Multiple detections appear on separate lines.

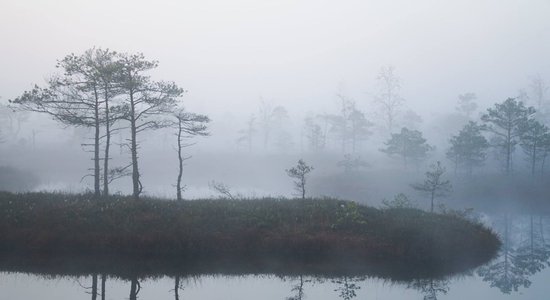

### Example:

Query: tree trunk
xmin=506 ymin=126 xmax=512 ymax=175
xmin=430 ymin=190 xmax=435 ymax=213
xmin=101 ymin=274 xmax=106 ymax=300
xmin=532 ymin=143 xmax=537 ymax=177
xmin=301 ymin=176 xmax=306 ymax=199
xmin=540 ymin=216 xmax=546 ymax=245
xmin=93 ymin=86 xmax=101 ymax=198
xmin=103 ymin=87 xmax=111 ymax=197
xmin=92 ymin=274 xmax=98 ymax=300
xmin=504 ymin=214 xmax=510 ymax=277
xmin=541 ymin=152 xmax=548 ymax=176
xmin=530 ymin=214 xmax=534 ymax=256
xmin=176 ymin=119 xmax=183 ymax=201
xmin=129 ymin=83 xmax=141 ymax=200
xmin=174 ymin=276 xmax=180 ymax=300
xmin=129 ymin=278 xmax=140 ymax=300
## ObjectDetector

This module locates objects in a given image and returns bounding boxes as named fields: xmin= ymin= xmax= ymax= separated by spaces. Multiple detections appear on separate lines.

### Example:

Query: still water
xmin=1 ymin=271 xmax=548 ymax=300
xmin=1 ymin=214 xmax=549 ymax=300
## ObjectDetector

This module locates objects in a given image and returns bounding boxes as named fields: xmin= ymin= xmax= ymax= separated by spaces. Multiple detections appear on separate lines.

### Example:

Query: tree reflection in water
xmin=173 ymin=276 xmax=186 ymax=300
xmin=408 ymin=278 xmax=450 ymax=300
xmin=129 ymin=277 xmax=140 ymax=300
xmin=332 ymin=277 xmax=362 ymax=300
xmin=478 ymin=214 xmax=550 ymax=294
xmin=286 ymin=275 xmax=306 ymax=300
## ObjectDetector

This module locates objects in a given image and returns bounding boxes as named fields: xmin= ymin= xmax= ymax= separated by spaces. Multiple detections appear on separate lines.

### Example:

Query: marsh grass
xmin=0 ymin=192 xmax=500 ymax=279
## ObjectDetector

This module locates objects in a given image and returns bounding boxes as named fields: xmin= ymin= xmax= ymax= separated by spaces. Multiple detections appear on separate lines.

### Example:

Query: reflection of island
xmin=0 ymin=196 xmax=504 ymax=299
xmin=478 ymin=214 xmax=550 ymax=294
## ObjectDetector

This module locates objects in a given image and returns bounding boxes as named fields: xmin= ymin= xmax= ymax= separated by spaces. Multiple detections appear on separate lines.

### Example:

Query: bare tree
xmin=286 ymin=159 xmax=314 ymax=199
xmin=411 ymin=161 xmax=452 ymax=213
xmin=209 ymin=181 xmax=236 ymax=199
xmin=374 ymin=65 xmax=404 ymax=134
xmin=258 ymin=100 xmax=274 ymax=149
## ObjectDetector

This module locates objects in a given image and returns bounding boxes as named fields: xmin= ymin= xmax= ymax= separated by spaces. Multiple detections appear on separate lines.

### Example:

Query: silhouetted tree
xmin=529 ymin=74 xmax=549 ymax=116
xmin=327 ymin=95 xmax=351 ymax=152
xmin=456 ymin=92 xmax=478 ymax=118
xmin=374 ymin=65 xmax=404 ymax=134
xmin=117 ymin=52 xmax=182 ymax=200
xmin=380 ymin=127 xmax=433 ymax=169
xmin=286 ymin=159 xmax=314 ymax=199
xmin=237 ymin=114 xmax=256 ymax=152
xmin=411 ymin=161 xmax=452 ymax=213
xmin=0 ymin=101 xmax=28 ymax=143
xmin=446 ymin=121 xmax=489 ymax=174
xmin=326 ymin=94 xmax=372 ymax=153
xmin=347 ymin=104 xmax=372 ymax=152
xmin=172 ymin=109 xmax=210 ymax=200
xmin=11 ymin=50 xmax=110 ymax=197
xmin=519 ymin=119 xmax=550 ymax=176
xmin=337 ymin=154 xmax=369 ymax=173
xmin=382 ymin=193 xmax=416 ymax=209
xmin=481 ymin=98 xmax=535 ymax=174
xmin=92 ymin=49 xmax=125 ymax=197
xmin=303 ymin=116 xmax=325 ymax=152
xmin=258 ymin=101 xmax=290 ymax=150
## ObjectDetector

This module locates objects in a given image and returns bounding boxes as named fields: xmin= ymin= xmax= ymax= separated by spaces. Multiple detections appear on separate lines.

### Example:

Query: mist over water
xmin=2 ymin=0 xmax=550 ymax=299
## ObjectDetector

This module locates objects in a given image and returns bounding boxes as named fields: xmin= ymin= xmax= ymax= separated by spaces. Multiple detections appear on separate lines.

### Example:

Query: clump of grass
xmin=0 ymin=191 xmax=500 ymax=279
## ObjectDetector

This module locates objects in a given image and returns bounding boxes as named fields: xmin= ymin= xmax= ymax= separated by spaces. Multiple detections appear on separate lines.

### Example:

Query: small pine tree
xmin=286 ymin=159 xmax=314 ymax=199
xmin=411 ymin=161 xmax=452 ymax=213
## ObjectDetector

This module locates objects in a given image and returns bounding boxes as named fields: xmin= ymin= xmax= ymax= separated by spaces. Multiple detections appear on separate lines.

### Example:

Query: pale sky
xmin=1 ymin=0 xmax=550 ymax=117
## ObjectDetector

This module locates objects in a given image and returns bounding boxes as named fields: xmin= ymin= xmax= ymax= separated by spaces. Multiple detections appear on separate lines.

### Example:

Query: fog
xmin=1 ymin=0 xmax=550 ymax=209
xmin=2 ymin=1 xmax=550 ymax=298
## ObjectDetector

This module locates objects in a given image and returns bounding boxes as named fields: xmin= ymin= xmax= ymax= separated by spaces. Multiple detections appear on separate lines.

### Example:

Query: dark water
xmin=1 ymin=213 xmax=549 ymax=300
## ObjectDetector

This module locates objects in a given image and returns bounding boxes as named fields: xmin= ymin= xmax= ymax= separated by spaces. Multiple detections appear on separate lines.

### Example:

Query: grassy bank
xmin=0 ymin=192 xmax=500 ymax=279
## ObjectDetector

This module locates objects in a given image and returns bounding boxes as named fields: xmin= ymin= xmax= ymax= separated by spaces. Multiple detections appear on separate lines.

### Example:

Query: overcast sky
xmin=1 ymin=0 xmax=549 ymax=117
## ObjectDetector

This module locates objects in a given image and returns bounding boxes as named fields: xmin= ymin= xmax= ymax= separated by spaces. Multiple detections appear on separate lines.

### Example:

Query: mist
xmin=1 ymin=0 xmax=550 ymax=299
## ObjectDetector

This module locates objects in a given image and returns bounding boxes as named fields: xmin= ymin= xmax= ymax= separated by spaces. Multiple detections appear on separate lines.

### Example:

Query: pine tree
xmin=446 ymin=121 xmax=489 ymax=174
xmin=411 ymin=161 xmax=452 ymax=213
xmin=381 ymin=127 xmax=433 ymax=169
